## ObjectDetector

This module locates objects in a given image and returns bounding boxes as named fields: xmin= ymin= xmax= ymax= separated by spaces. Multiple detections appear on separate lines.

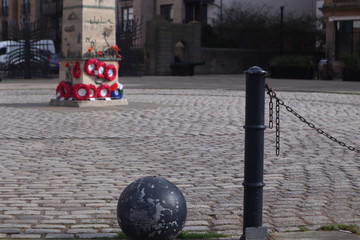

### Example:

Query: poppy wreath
xmin=104 ymin=64 xmax=117 ymax=81
xmin=55 ymin=83 xmax=62 ymax=99
xmin=97 ymin=84 xmax=111 ymax=98
xmin=88 ymin=84 xmax=97 ymax=98
xmin=111 ymin=88 xmax=123 ymax=99
xmin=72 ymin=61 xmax=82 ymax=79
xmin=95 ymin=61 xmax=107 ymax=79
xmin=73 ymin=83 xmax=90 ymax=100
xmin=110 ymin=83 xmax=124 ymax=99
xmin=84 ymin=58 xmax=99 ymax=76
xmin=56 ymin=81 xmax=72 ymax=99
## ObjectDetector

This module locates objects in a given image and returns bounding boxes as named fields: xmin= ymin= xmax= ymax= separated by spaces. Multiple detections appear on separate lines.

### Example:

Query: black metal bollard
xmin=241 ymin=66 xmax=268 ymax=240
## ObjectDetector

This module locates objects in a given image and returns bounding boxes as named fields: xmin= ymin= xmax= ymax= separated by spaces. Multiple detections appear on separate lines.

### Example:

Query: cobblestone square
xmin=0 ymin=76 xmax=359 ymax=238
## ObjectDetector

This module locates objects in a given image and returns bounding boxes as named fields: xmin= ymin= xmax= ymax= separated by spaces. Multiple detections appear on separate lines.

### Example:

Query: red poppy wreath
xmin=73 ymin=83 xmax=90 ymax=100
xmin=95 ymin=61 xmax=107 ymax=79
xmin=72 ymin=61 xmax=82 ymax=79
xmin=97 ymin=84 xmax=111 ymax=98
xmin=84 ymin=58 xmax=99 ymax=76
xmin=55 ymin=82 xmax=62 ymax=99
xmin=104 ymin=64 xmax=117 ymax=81
xmin=56 ymin=81 xmax=72 ymax=99
xmin=88 ymin=84 xmax=97 ymax=98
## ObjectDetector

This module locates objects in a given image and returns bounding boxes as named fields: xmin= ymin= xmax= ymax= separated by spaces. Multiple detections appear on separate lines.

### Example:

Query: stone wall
xmin=144 ymin=16 xmax=275 ymax=76
xmin=145 ymin=16 xmax=201 ymax=75
xmin=196 ymin=48 xmax=275 ymax=74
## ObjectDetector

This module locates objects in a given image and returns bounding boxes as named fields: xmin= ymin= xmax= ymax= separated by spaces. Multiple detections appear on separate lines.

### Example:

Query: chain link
xmin=265 ymin=83 xmax=360 ymax=155
xmin=275 ymin=98 xmax=280 ymax=156
xmin=269 ymin=96 xmax=274 ymax=129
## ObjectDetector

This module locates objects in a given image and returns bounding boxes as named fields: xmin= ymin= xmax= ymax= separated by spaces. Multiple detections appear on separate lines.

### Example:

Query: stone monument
xmin=50 ymin=0 xmax=127 ymax=107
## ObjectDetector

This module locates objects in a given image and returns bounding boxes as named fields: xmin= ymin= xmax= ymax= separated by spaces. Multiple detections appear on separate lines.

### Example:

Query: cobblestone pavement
xmin=0 ymin=83 xmax=359 ymax=238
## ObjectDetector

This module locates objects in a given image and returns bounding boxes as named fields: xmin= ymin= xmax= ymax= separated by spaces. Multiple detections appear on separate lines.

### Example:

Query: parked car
xmin=0 ymin=40 xmax=20 ymax=70
xmin=0 ymin=39 xmax=56 ymax=70
xmin=47 ymin=52 xmax=59 ymax=73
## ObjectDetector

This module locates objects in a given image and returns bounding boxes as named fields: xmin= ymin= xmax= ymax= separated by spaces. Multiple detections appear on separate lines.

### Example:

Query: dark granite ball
xmin=117 ymin=176 xmax=187 ymax=240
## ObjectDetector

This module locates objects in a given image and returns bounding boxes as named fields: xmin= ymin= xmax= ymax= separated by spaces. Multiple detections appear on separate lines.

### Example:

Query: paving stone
xmin=34 ymin=225 xmax=66 ymax=229
xmin=77 ymin=233 xmax=118 ymax=238
xmin=70 ymin=224 xmax=110 ymax=229
xmin=0 ymin=229 xmax=21 ymax=234
xmin=66 ymin=229 xmax=98 ymax=234
xmin=185 ymin=220 xmax=209 ymax=226
xmin=183 ymin=226 xmax=211 ymax=232
xmin=24 ymin=229 xmax=62 ymax=234
xmin=0 ymin=224 xmax=31 ymax=228
xmin=45 ymin=233 xmax=75 ymax=238
xmin=10 ymin=234 xmax=42 ymax=238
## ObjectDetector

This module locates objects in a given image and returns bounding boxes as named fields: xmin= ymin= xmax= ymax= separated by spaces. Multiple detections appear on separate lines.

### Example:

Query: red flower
xmin=98 ymin=51 xmax=103 ymax=56
xmin=111 ymin=45 xmax=120 ymax=53
xmin=110 ymin=83 xmax=118 ymax=91
xmin=88 ymin=46 xmax=94 ymax=53
xmin=65 ymin=62 xmax=69 ymax=67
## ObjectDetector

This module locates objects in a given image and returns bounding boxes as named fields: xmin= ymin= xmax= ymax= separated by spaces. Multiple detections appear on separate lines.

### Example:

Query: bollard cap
xmin=245 ymin=66 xmax=267 ymax=75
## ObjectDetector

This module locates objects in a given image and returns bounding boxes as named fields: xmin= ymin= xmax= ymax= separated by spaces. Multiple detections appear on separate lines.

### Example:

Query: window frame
xmin=160 ymin=4 xmax=174 ymax=22
xmin=122 ymin=6 xmax=134 ymax=32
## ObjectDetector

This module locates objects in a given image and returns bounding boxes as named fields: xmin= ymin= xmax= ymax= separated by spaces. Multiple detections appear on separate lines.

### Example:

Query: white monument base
xmin=49 ymin=99 xmax=128 ymax=108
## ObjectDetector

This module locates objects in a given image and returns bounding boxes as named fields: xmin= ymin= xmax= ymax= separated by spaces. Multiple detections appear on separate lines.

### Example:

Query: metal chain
xmin=275 ymin=98 xmax=280 ymax=156
xmin=265 ymin=83 xmax=360 ymax=155
xmin=269 ymin=95 xmax=274 ymax=129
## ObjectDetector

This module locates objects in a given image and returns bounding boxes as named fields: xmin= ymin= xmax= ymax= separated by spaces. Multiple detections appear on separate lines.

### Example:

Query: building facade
xmin=0 ymin=0 xmax=63 ymax=51
xmin=207 ymin=0 xmax=319 ymax=25
xmin=1 ymin=0 xmax=323 ymax=51
xmin=321 ymin=0 xmax=360 ymax=60
xmin=117 ymin=0 xmax=214 ymax=44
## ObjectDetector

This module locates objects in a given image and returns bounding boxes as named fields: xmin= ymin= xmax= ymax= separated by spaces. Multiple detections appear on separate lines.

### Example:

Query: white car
xmin=0 ymin=39 xmax=56 ymax=70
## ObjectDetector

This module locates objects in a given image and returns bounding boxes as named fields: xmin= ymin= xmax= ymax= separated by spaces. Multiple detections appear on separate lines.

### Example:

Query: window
xmin=2 ymin=0 xmax=8 ymax=17
xmin=335 ymin=20 xmax=353 ymax=59
xmin=2 ymin=20 xmax=8 ymax=40
xmin=160 ymin=4 xmax=173 ymax=21
xmin=23 ymin=0 xmax=31 ymax=15
xmin=185 ymin=1 xmax=207 ymax=24
xmin=2 ymin=0 xmax=8 ymax=8
xmin=0 ymin=47 xmax=6 ymax=56
xmin=122 ymin=7 xmax=133 ymax=32
xmin=334 ymin=20 xmax=360 ymax=58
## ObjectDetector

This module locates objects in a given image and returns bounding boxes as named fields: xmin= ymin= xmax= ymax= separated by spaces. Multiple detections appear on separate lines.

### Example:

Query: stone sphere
xmin=117 ymin=176 xmax=187 ymax=240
